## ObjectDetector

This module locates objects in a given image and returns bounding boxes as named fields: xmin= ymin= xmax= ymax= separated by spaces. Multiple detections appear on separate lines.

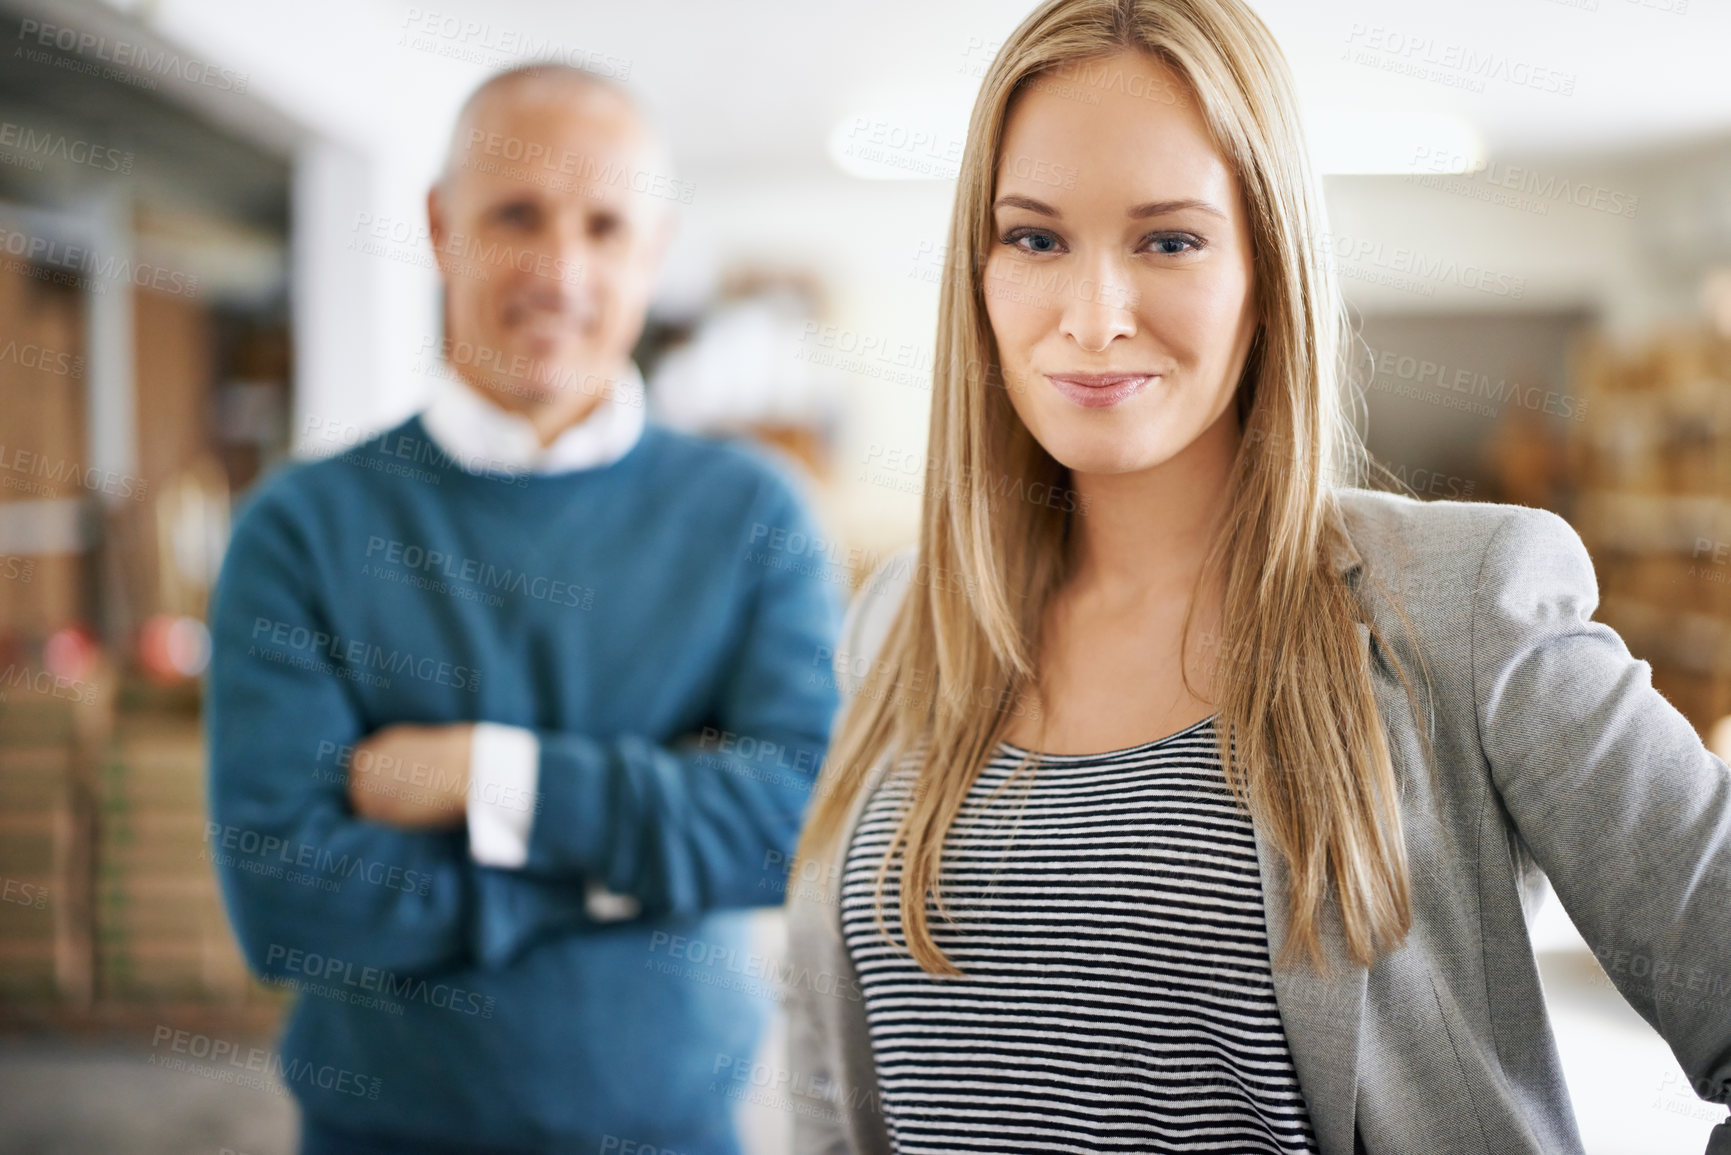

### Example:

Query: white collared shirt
xmin=416 ymin=363 xmax=646 ymax=922
xmin=420 ymin=360 xmax=647 ymax=476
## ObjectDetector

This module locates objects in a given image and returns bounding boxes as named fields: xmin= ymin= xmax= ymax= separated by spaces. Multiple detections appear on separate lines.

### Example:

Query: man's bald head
xmin=438 ymin=62 xmax=673 ymax=199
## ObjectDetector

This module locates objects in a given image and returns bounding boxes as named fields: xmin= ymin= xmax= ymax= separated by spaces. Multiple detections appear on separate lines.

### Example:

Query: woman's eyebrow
xmin=993 ymin=193 xmax=1228 ymax=221
xmin=993 ymin=194 xmax=1059 ymax=217
xmin=1128 ymin=197 xmax=1227 ymax=220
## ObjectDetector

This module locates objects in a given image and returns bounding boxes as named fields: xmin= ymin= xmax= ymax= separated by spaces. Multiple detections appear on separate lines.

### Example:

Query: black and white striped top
xmin=839 ymin=714 xmax=1320 ymax=1154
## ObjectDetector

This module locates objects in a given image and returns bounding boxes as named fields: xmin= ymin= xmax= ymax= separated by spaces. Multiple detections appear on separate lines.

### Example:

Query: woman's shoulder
xmin=1334 ymin=485 xmax=1563 ymax=555
xmin=1332 ymin=490 xmax=1605 ymax=704
xmin=835 ymin=546 xmax=922 ymax=688
xmin=1333 ymin=488 xmax=1594 ymax=608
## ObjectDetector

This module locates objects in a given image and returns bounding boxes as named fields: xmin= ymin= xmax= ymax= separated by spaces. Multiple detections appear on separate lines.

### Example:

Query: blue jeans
xmin=300 ymin=1117 xmax=539 ymax=1155
xmin=299 ymin=1114 xmax=743 ymax=1155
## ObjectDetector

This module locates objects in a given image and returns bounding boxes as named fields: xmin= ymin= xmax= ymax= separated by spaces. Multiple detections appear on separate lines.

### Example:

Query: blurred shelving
xmin=1571 ymin=324 xmax=1731 ymax=730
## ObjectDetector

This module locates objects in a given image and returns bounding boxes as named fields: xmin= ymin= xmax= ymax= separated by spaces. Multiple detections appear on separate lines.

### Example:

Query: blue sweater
xmin=205 ymin=415 xmax=843 ymax=1148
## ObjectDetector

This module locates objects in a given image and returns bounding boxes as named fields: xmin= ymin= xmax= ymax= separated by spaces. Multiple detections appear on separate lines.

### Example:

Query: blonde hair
xmin=795 ymin=0 xmax=1427 ymax=976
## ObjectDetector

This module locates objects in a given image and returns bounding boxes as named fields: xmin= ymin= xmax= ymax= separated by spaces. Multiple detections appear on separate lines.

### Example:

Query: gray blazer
xmin=782 ymin=488 xmax=1731 ymax=1155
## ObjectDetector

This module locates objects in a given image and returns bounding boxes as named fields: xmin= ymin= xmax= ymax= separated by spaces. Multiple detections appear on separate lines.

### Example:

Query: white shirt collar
xmin=419 ymin=361 xmax=647 ymax=476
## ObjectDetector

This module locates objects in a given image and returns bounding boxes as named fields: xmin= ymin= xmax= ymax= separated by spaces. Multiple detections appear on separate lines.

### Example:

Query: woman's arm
xmin=784 ymin=552 xmax=908 ymax=1154
xmin=1471 ymin=505 xmax=1731 ymax=1150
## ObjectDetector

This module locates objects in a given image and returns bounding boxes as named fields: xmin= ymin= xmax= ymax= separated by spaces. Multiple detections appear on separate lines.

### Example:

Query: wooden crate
xmin=94 ymin=710 xmax=265 ymax=1005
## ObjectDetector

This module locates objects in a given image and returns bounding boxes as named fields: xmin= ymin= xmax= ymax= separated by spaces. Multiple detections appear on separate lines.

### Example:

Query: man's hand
xmin=346 ymin=723 xmax=474 ymax=829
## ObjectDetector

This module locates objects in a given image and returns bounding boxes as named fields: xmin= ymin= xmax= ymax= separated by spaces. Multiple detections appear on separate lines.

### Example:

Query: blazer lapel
xmin=1251 ymin=617 xmax=1373 ymax=1155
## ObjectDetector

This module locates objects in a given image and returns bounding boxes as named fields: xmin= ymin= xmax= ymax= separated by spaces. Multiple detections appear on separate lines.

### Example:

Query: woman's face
xmin=984 ymin=49 xmax=1259 ymax=477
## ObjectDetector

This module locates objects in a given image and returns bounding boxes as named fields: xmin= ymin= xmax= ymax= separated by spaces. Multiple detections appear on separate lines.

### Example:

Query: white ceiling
xmin=75 ymin=0 xmax=1731 ymax=181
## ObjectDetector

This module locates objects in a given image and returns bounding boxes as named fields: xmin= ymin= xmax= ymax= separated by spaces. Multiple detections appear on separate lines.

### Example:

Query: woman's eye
xmin=1147 ymin=233 xmax=1202 ymax=255
xmin=1005 ymin=229 xmax=1062 ymax=254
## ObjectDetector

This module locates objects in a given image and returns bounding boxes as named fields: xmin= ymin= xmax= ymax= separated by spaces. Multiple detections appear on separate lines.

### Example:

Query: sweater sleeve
xmin=205 ymin=491 xmax=479 ymax=978
xmin=512 ymin=472 xmax=843 ymax=922
xmin=1471 ymin=505 xmax=1731 ymax=1149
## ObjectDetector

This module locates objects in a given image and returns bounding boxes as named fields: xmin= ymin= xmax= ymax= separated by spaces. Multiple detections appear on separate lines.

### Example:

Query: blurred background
xmin=0 ymin=0 xmax=1728 ymax=1151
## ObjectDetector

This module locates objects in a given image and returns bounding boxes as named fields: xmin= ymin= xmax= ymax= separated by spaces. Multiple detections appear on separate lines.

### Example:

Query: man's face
xmin=428 ymin=80 xmax=671 ymax=420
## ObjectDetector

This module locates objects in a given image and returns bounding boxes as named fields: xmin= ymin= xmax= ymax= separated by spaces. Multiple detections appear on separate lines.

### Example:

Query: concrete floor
xmin=1528 ymin=897 xmax=1726 ymax=1154
xmin=0 ymin=899 xmax=1721 ymax=1155
xmin=0 ymin=1037 xmax=298 ymax=1155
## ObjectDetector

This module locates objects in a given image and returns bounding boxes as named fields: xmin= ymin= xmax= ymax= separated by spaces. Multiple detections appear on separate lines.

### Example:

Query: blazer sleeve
xmin=785 ymin=549 xmax=909 ymax=1155
xmin=1471 ymin=505 xmax=1731 ymax=1151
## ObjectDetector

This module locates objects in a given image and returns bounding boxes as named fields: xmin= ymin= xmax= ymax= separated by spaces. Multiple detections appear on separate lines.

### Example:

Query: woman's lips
xmin=1045 ymin=373 xmax=1156 ymax=409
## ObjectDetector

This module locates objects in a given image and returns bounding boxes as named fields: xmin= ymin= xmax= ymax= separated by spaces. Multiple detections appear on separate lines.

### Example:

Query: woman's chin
xmin=1038 ymin=433 xmax=1173 ymax=479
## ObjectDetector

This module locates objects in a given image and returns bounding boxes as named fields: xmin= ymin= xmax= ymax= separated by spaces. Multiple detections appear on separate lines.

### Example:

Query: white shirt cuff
xmin=584 ymin=879 xmax=641 ymax=922
xmin=466 ymin=722 xmax=540 ymax=869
